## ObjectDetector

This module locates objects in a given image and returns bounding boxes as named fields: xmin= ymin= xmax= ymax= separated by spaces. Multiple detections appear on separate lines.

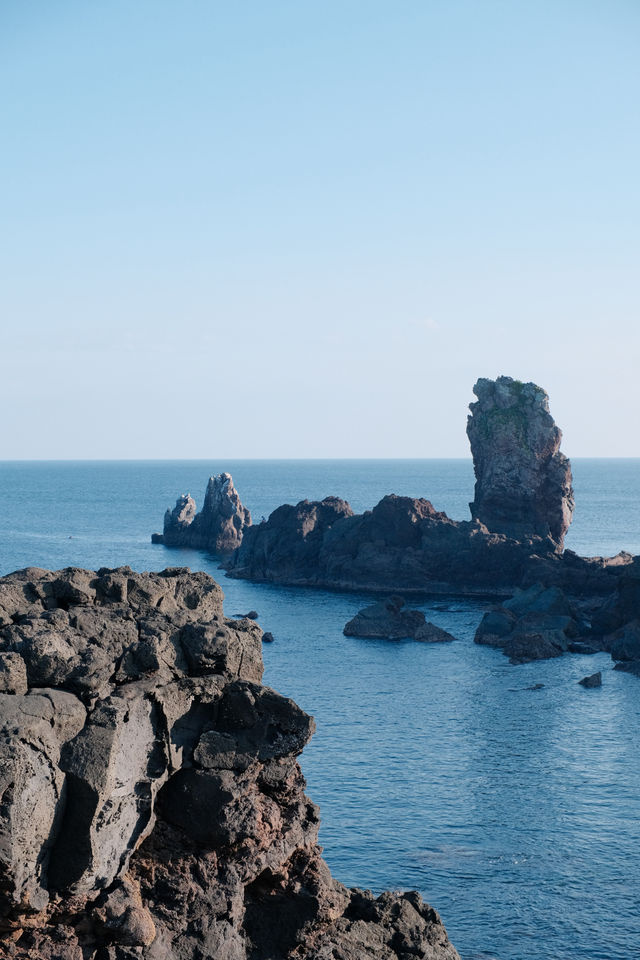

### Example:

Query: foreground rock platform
xmin=0 ymin=566 xmax=460 ymax=960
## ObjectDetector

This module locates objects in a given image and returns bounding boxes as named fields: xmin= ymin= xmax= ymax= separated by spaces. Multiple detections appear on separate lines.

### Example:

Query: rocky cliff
xmin=0 ymin=566 xmax=459 ymax=960
xmin=467 ymin=377 xmax=574 ymax=547
xmin=152 ymin=473 xmax=251 ymax=552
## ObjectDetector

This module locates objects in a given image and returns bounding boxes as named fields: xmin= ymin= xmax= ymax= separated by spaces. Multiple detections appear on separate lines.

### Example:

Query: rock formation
xmin=467 ymin=376 xmax=575 ymax=547
xmin=152 ymin=473 xmax=251 ymax=553
xmin=343 ymin=597 xmax=427 ymax=639
xmin=343 ymin=598 xmax=455 ymax=643
xmin=227 ymin=492 xmax=628 ymax=598
xmin=474 ymin=583 xmax=581 ymax=663
xmin=0 ymin=566 xmax=460 ymax=960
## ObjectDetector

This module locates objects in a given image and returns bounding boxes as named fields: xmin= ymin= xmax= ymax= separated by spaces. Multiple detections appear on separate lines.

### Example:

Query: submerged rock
xmin=0 ymin=566 xmax=460 ymax=960
xmin=152 ymin=473 xmax=251 ymax=553
xmin=467 ymin=376 xmax=574 ymax=547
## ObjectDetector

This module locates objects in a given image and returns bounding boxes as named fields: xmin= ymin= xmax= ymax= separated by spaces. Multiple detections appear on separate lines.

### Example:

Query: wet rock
xmin=261 ymin=631 xmax=275 ymax=643
xmin=475 ymin=585 xmax=578 ymax=664
xmin=414 ymin=622 xmax=456 ymax=643
xmin=0 ymin=567 xmax=460 ymax=960
xmin=608 ymin=619 xmax=640 ymax=662
xmin=467 ymin=376 xmax=574 ymax=547
xmin=568 ymin=641 xmax=600 ymax=655
xmin=344 ymin=597 xmax=426 ymax=639
xmin=504 ymin=628 xmax=567 ymax=664
xmin=153 ymin=473 xmax=251 ymax=553
xmin=579 ymin=671 xmax=602 ymax=688
xmin=474 ymin=608 xmax=518 ymax=647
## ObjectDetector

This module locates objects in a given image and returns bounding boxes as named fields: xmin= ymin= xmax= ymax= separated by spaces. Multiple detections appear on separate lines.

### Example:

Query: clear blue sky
xmin=2 ymin=1 xmax=639 ymax=458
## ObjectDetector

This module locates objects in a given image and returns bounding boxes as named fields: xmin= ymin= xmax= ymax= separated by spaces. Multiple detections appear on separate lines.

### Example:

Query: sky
xmin=1 ymin=0 xmax=639 ymax=458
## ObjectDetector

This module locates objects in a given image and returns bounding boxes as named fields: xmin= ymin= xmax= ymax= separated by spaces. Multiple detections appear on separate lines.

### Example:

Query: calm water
xmin=1 ymin=459 xmax=639 ymax=960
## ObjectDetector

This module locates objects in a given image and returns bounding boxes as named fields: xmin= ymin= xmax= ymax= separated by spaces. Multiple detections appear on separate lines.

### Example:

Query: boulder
xmin=414 ymin=622 xmax=456 ymax=643
xmin=153 ymin=473 xmax=251 ymax=553
xmin=475 ymin=585 xmax=578 ymax=664
xmin=466 ymin=376 xmax=574 ymax=547
xmin=0 ymin=567 xmax=460 ymax=960
xmin=504 ymin=628 xmax=568 ymax=664
xmin=609 ymin=619 xmax=640 ymax=662
xmin=579 ymin=671 xmax=602 ymax=688
xmin=343 ymin=597 xmax=426 ymax=639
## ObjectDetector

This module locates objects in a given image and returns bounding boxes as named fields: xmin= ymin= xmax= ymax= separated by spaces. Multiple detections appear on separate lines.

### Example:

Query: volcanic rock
xmin=414 ymin=622 xmax=456 ymax=643
xmin=578 ymin=671 xmax=602 ymax=688
xmin=0 ymin=566 xmax=459 ymax=960
xmin=467 ymin=376 xmax=574 ymax=547
xmin=475 ymin=584 xmax=579 ymax=664
xmin=152 ymin=473 xmax=251 ymax=553
xmin=343 ymin=597 xmax=426 ymax=639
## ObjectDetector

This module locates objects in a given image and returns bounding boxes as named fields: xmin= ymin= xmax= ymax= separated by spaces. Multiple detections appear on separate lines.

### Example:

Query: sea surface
xmin=1 ymin=459 xmax=639 ymax=960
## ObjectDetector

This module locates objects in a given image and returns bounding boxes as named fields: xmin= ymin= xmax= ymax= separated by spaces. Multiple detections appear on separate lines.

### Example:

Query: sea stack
xmin=152 ymin=472 xmax=251 ymax=553
xmin=467 ymin=376 xmax=574 ymax=548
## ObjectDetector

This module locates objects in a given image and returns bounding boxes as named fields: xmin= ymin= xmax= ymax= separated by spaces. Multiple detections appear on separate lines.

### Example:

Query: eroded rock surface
xmin=152 ymin=473 xmax=251 ymax=553
xmin=0 ymin=566 xmax=459 ymax=960
xmin=467 ymin=376 xmax=575 ymax=547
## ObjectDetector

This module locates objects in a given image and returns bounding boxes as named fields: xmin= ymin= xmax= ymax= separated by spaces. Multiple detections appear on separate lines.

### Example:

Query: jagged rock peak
xmin=0 ymin=566 xmax=460 ymax=960
xmin=466 ymin=376 xmax=574 ymax=547
xmin=152 ymin=472 xmax=251 ymax=553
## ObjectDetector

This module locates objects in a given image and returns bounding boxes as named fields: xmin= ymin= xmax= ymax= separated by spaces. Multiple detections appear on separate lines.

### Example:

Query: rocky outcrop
xmin=344 ymin=597 xmax=426 ymax=639
xmin=579 ymin=671 xmax=602 ymax=688
xmin=343 ymin=598 xmax=455 ymax=643
xmin=474 ymin=583 xmax=583 ymax=664
xmin=152 ymin=473 xmax=251 ymax=553
xmin=227 ymin=492 xmax=628 ymax=599
xmin=467 ymin=376 xmax=575 ymax=547
xmin=589 ymin=557 xmax=640 ymax=676
xmin=0 ymin=566 xmax=459 ymax=960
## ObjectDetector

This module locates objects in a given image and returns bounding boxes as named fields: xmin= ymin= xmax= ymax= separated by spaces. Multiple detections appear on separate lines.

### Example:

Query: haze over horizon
xmin=2 ymin=1 xmax=639 ymax=459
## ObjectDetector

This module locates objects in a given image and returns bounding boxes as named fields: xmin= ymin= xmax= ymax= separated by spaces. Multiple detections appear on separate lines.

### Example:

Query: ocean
xmin=1 ymin=459 xmax=639 ymax=960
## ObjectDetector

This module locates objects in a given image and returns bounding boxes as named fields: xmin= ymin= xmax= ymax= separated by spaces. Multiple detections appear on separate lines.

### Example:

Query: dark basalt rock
xmin=344 ymin=596 xmax=426 ymax=639
xmin=475 ymin=584 xmax=581 ymax=664
xmin=467 ymin=376 xmax=575 ymax=547
xmin=414 ymin=622 xmax=457 ymax=643
xmin=227 ymin=491 xmax=629 ymax=600
xmin=152 ymin=473 xmax=251 ymax=553
xmin=579 ymin=671 xmax=602 ymax=688
xmin=0 ymin=566 xmax=459 ymax=960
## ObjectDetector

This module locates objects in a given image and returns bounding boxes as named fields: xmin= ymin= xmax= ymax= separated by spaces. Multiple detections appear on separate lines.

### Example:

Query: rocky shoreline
xmin=0 ymin=566 xmax=459 ymax=960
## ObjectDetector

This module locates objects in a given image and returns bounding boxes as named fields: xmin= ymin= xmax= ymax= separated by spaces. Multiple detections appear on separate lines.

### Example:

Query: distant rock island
xmin=152 ymin=473 xmax=251 ymax=552
xmin=154 ymin=377 xmax=631 ymax=601
xmin=0 ymin=566 xmax=459 ymax=960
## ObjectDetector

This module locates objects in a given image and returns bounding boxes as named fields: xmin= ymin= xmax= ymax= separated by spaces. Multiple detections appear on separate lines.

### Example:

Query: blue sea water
xmin=1 ymin=459 xmax=639 ymax=960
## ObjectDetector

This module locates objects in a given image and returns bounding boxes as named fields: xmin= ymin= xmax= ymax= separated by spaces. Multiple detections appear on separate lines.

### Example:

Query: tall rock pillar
xmin=466 ymin=376 xmax=574 ymax=548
